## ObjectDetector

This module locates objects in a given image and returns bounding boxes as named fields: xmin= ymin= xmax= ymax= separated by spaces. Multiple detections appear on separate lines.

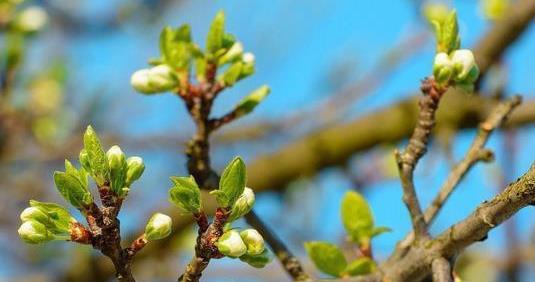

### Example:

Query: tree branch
xmin=431 ymin=257 xmax=452 ymax=282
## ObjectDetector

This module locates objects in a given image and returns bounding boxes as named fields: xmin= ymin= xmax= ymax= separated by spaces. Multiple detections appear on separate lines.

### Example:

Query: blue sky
xmin=6 ymin=0 xmax=535 ymax=280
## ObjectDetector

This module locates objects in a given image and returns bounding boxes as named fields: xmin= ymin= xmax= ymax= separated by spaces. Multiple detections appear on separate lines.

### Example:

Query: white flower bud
xmin=144 ymin=213 xmax=172 ymax=241
xmin=18 ymin=220 xmax=53 ymax=244
xmin=240 ymin=229 xmax=265 ymax=255
xmin=451 ymin=49 xmax=479 ymax=82
xmin=216 ymin=230 xmax=247 ymax=258
xmin=107 ymin=145 xmax=126 ymax=171
xmin=125 ymin=156 xmax=145 ymax=186
xmin=131 ymin=65 xmax=177 ymax=94
xmin=20 ymin=207 xmax=49 ymax=224
xmin=433 ymin=52 xmax=454 ymax=84
xmin=219 ymin=42 xmax=244 ymax=65
xmin=242 ymin=53 xmax=255 ymax=64
xmin=228 ymin=187 xmax=255 ymax=222
xmin=131 ymin=69 xmax=153 ymax=93
xmin=15 ymin=6 xmax=48 ymax=33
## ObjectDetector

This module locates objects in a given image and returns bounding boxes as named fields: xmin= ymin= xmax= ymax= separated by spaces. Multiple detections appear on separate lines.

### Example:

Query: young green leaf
xmin=211 ymin=157 xmax=246 ymax=207
xmin=304 ymin=241 xmax=347 ymax=277
xmin=239 ymin=249 xmax=273 ymax=268
xmin=220 ymin=61 xmax=243 ymax=86
xmin=371 ymin=226 xmax=391 ymax=238
xmin=53 ymin=171 xmax=93 ymax=209
xmin=83 ymin=126 xmax=109 ymax=186
xmin=343 ymin=257 xmax=376 ymax=277
xmin=341 ymin=191 xmax=374 ymax=245
xmin=206 ymin=11 xmax=225 ymax=54
xmin=169 ymin=176 xmax=201 ymax=213
xmin=234 ymin=85 xmax=270 ymax=117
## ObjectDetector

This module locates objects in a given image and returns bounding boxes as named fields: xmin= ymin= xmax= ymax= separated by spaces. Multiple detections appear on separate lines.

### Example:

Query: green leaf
xmin=211 ymin=156 xmax=246 ymax=207
xmin=160 ymin=25 xmax=192 ymax=69
xmin=206 ymin=11 xmax=225 ymax=54
xmin=343 ymin=258 xmax=376 ymax=277
xmin=239 ymin=249 xmax=273 ymax=268
xmin=83 ymin=125 xmax=109 ymax=186
xmin=436 ymin=10 xmax=460 ymax=54
xmin=220 ymin=61 xmax=243 ymax=86
xmin=304 ymin=241 xmax=347 ymax=277
xmin=234 ymin=85 xmax=270 ymax=117
xmin=341 ymin=191 xmax=374 ymax=245
xmin=168 ymin=176 xmax=201 ymax=213
xmin=371 ymin=226 xmax=391 ymax=238
xmin=53 ymin=171 xmax=93 ymax=209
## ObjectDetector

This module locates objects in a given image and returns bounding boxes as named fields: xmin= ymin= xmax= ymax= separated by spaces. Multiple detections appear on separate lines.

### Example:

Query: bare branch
xmin=431 ymin=257 xmax=452 ymax=282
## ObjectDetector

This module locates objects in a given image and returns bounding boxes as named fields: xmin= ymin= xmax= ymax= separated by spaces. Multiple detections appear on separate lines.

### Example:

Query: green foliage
xmin=341 ymin=191 xmax=390 ymax=247
xmin=431 ymin=10 xmax=460 ymax=54
xmin=206 ymin=11 xmax=225 ymax=55
xmin=160 ymin=25 xmax=193 ymax=70
xmin=53 ymin=162 xmax=93 ymax=210
xmin=239 ymin=249 xmax=273 ymax=268
xmin=234 ymin=85 xmax=270 ymax=117
xmin=83 ymin=125 xmax=110 ymax=186
xmin=343 ymin=258 xmax=376 ymax=276
xmin=26 ymin=200 xmax=74 ymax=234
xmin=211 ymin=157 xmax=247 ymax=207
xmin=168 ymin=176 xmax=202 ymax=214
xmin=304 ymin=241 xmax=347 ymax=277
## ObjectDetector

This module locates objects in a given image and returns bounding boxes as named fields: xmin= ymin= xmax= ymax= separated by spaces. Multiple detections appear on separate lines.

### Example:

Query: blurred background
xmin=1 ymin=0 xmax=535 ymax=281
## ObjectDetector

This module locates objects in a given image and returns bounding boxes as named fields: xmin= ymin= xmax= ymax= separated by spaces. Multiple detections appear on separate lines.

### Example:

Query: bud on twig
xmin=433 ymin=52 xmax=453 ymax=85
xmin=18 ymin=220 xmax=54 ymax=244
xmin=228 ymin=187 xmax=255 ymax=222
xmin=216 ymin=230 xmax=247 ymax=258
xmin=218 ymin=42 xmax=243 ymax=65
xmin=131 ymin=65 xmax=177 ymax=94
xmin=240 ymin=229 xmax=265 ymax=255
xmin=144 ymin=213 xmax=172 ymax=241
xmin=451 ymin=49 xmax=479 ymax=83
xmin=125 ymin=156 xmax=145 ymax=186
xmin=107 ymin=145 xmax=128 ymax=196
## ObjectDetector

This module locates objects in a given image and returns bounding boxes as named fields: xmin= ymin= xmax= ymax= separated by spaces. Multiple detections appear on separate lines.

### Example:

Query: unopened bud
xmin=20 ymin=207 xmax=49 ymax=224
xmin=451 ymin=49 xmax=479 ymax=82
xmin=125 ymin=156 xmax=145 ymax=186
xmin=144 ymin=213 xmax=172 ymax=241
xmin=433 ymin=52 xmax=453 ymax=84
xmin=239 ymin=249 xmax=273 ymax=268
xmin=216 ymin=230 xmax=247 ymax=258
xmin=240 ymin=229 xmax=265 ymax=255
xmin=18 ymin=220 xmax=53 ymax=244
xmin=131 ymin=65 xmax=177 ymax=94
xmin=242 ymin=53 xmax=255 ymax=64
xmin=107 ymin=145 xmax=126 ymax=170
xmin=219 ymin=42 xmax=244 ymax=65
xmin=228 ymin=187 xmax=255 ymax=222
xmin=15 ymin=6 xmax=48 ymax=33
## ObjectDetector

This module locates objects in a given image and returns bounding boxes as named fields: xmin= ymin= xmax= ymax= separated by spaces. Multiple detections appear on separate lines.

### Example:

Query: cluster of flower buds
xmin=18 ymin=200 xmax=77 ymax=244
xmin=144 ymin=213 xmax=173 ymax=241
xmin=105 ymin=145 xmax=145 ymax=197
xmin=215 ymin=228 xmax=272 ymax=268
xmin=216 ymin=47 xmax=256 ymax=87
xmin=130 ymin=65 xmax=178 ymax=94
xmin=433 ymin=49 xmax=479 ymax=89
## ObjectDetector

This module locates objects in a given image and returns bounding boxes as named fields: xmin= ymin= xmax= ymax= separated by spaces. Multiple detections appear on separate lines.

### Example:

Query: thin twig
xmin=394 ymin=96 xmax=522 ymax=253
xmin=395 ymin=77 xmax=448 ymax=239
xmin=178 ymin=60 xmax=310 ymax=281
